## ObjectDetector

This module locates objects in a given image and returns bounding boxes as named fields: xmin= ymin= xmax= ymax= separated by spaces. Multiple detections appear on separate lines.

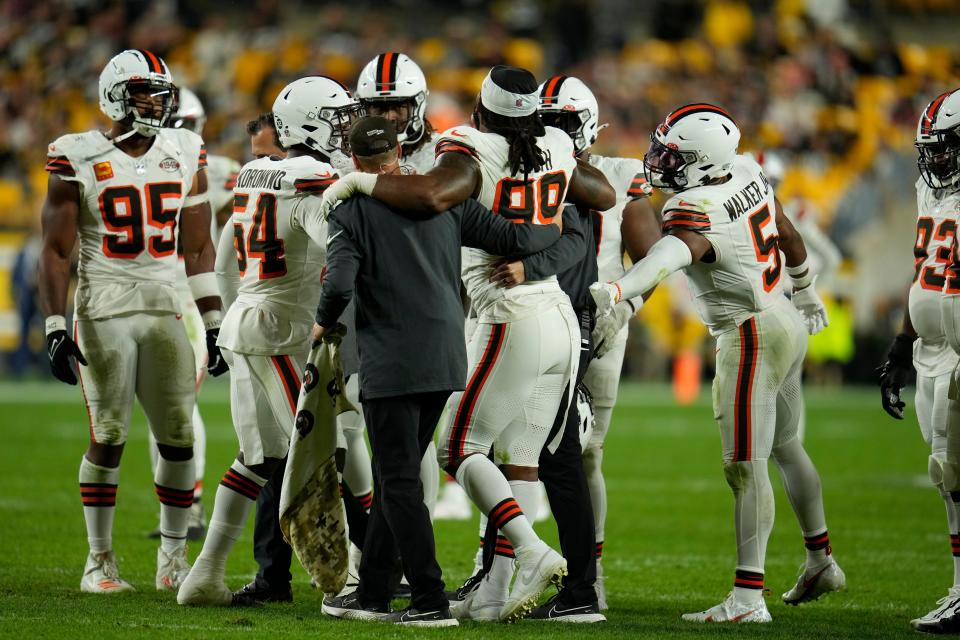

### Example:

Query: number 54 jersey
xmin=45 ymin=129 xmax=206 ymax=319
xmin=217 ymin=154 xmax=335 ymax=356
xmin=661 ymin=154 xmax=785 ymax=336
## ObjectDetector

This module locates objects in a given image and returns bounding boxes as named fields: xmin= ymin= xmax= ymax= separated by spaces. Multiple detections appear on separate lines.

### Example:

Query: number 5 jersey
xmin=45 ymin=129 xmax=206 ymax=319
xmin=660 ymin=154 xmax=785 ymax=336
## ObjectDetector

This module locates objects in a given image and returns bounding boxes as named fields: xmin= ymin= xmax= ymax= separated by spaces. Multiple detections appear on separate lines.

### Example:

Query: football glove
xmin=791 ymin=279 xmax=829 ymax=335
xmin=319 ymin=172 xmax=378 ymax=219
xmin=205 ymin=328 xmax=229 ymax=377
xmin=876 ymin=333 xmax=916 ymax=420
xmin=589 ymin=282 xmax=621 ymax=320
xmin=46 ymin=329 xmax=87 ymax=386
xmin=592 ymin=299 xmax=639 ymax=358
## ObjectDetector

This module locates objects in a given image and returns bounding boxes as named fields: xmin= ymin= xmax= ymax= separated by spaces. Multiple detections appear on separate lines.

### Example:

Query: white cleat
xmin=595 ymin=559 xmax=608 ymax=611
xmin=176 ymin=560 xmax=232 ymax=606
xmin=682 ymin=592 xmax=772 ymax=623
xmin=911 ymin=587 xmax=960 ymax=632
xmin=450 ymin=574 xmax=506 ymax=621
xmin=156 ymin=546 xmax=191 ymax=592
xmin=782 ymin=558 xmax=846 ymax=605
xmin=80 ymin=551 xmax=135 ymax=594
xmin=500 ymin=542 xmax=567 ymax=623
xmin=433 ymin=482 xmax=472 ymax=521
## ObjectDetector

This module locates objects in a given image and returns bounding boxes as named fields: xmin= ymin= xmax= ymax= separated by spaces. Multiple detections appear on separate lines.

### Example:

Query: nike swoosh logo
xmin=402 ymin=611 xmax=439 ymax=619
xmin=315 ymin=171 xmax=332 ymax=177
xmin=802 ymin=565 xmax=830 ymax=590
xmin=550 ymin=604 xmax=592 ymax=616
xmin=728 ymin=609 xmax=758 ymax=622
xmin=326 ymin=230 xmax=343 ymax=246
xmin=48 ymin=336 xmax=64 ymax=357
xmin=677 ymin=200 xmax=697 ymax=208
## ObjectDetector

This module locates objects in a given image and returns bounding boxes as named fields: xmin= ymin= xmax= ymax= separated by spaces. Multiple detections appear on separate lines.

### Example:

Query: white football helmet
xmin=644 ymin=103 xmax=740 ymax=193
xmin=171 ymin=87 xmax=206 ymax=135
xmin=537 ymin=75 xmax=600 ymax=155
xmin=98 ymin=49 xmax=178 ymax=137
xmin=575 ymin=384 xmax=595 ymax=452
xmin=916 ymin=89 xmax=960 ymax=190
xmin=272 ymin=76 xmax=363 ymax=156
xmin=356 ymin=53 xmax=428 ymax=145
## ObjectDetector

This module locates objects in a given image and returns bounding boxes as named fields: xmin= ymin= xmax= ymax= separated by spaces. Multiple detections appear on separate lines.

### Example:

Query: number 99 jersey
xmin=910 ymin=177 xmax=960 ymax=375
xmin=660 ymin=154 xmax=784 ymax=336
xmin=434 ymin=125 xmax=577 ymax=323
xmin=45 ymin=128 xmax=206 ymax=319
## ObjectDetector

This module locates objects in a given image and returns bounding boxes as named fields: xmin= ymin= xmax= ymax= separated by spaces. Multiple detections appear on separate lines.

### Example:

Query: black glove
xmin=46 ymin=329 xmax=88 ymax=385
xmin=876 ymin=333 xmax=916 ymax=420
xmin=206 ymin=328 xmax=229 ymax=377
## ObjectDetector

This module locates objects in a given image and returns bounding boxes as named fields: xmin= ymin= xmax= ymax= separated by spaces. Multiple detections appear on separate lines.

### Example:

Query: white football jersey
xmin=662 ymin=154 xmax=787 ymax=336
xmin=401 ymin=136 xmax=437 ymax=175
xmin=588 ymin=155 xmax=652 ymax=282
xmin=46 ymin=128 xmax=206 ymax=320
xmin=206 ymin=153 xmax=242 ymax=218
xmin=217 ymin=154 xmax=334 ymax=356
xmin=909 ymin=177 xmax=960 ymax=375
xmin=434 ymin=125 xmax=577 ymax=322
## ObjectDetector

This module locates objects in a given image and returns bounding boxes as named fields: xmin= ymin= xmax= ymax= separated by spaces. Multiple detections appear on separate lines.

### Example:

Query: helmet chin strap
xmin=109 ymin=128 xmax=140 ymax=144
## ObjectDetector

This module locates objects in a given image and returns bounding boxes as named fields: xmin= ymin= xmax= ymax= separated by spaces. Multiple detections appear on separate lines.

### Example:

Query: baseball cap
xmin=348 ymin=116 xmax=398 ymax=157
xmin=480 ymin=65 xmax=539 ymax=117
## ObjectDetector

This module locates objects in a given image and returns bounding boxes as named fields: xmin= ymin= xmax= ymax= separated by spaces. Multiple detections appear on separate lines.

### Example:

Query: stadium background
xmin=2 ymin=0 xmax=959 ymax=386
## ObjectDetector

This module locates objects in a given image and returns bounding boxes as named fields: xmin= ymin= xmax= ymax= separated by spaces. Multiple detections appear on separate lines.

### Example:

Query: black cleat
xmin=445 ymin=571 xmax=483 ymax=602
xmin=232 ymin=579 xmax=293 ymax=604
xmin=526 ymin=593 xmax=606 ymax=623
xmin=385 ymin=607 xmax=459 ymax=627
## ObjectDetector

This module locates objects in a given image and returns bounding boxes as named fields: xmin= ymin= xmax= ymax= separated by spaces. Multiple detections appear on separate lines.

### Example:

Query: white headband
xmin=480 ymin=70 xmax=539 ymax=118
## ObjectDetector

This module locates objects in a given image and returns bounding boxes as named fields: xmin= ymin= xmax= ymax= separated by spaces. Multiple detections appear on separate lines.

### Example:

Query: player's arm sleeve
xmin=460 ymin=199 xmax=560 ymax=256
xmin=315 ymin=215 xmax=362 ymax=328
xmin=214 ymin=221 xmax=240 ymax=309
xmin=521 ymin=205 xmax=585 ymax=281
xmin=616 ymin=234 xmax=694 ymax=301
xmin=291 ymin=196 xmax=329 ymax=247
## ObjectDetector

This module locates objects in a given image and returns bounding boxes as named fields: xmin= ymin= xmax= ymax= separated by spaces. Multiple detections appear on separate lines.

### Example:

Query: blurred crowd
xmin=2 ymin=0 xmax=960 ymax=381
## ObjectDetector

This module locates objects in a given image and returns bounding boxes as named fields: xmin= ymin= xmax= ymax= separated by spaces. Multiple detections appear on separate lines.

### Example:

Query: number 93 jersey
xmin=660 ymin=154 xmax=784 ymax=336
xmin=45 ymin=129 xmax=206 ymax=320
xmin=217 ymin=154 xmax=336 ymax=356
xmin=909 ymin=178 xmax=960 ymax=375
xmin=434 ymin=125 xmax=577 ymax=323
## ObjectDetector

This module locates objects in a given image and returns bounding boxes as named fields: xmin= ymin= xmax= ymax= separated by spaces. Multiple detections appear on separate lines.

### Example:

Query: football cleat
xmin=911 ymin=587 xmax=960 ymax=632
xmin=385 ymin=607 xmax=459 ymax=627
xmin=782 ymin=558 xmax=846 ymax=605
xmin=681 ymin=592 xmax=772 ymax=623
xmin=433 ymin=482 xmax=472 ymax=521
xmin=595 ymin=559 xmax=608 ymax=611
xmin=321 ymin=591 xmax=390 ymax=621
xmin=526 ymin=593 xmax=606 ymax=623
xmin=450 ymin=574 xmax=506 ymax=621
xmin=446 ymin=570 xmax=483 ymax=603
xmin=187 ymin=500 xmax=206 ymax=541
xmin=156 ymin=546 xmax=191 ymax=592
xmin=500 ymin=542 xmax=567 ymax=623
xmin=176 ymin=559 xmax=232 ymax=606
xmin=232 ymin=578 xmax=293 ymax=603
xmin=80 ymin=551 xmax=135 ymax=594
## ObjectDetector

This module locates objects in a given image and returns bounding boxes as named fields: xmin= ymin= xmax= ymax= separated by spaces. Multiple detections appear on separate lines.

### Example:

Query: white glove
xmin=592 ymin=299 xmax=639 ymax=358
xmin=589 ymin=282 xmax=621 ymax=320
xmin=792 ymin=278 xmax=829 ymax=335
xmin=320 ymin=172 xmax=378 ymax=219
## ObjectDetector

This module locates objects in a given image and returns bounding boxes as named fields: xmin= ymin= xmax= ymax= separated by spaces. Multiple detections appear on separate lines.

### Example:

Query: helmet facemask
xmin=114 ymin=79 xmax=179 ymax=137
xmin=314 ymin=102 xmax=365 ymax=155
xmin=643 ymin=136 xmax=698 ymax=192
xmin=541 ymin=109 xmax=591 ymax=155
xmin=361 ymin=95 xmax=425 ymax=145
xmin=917 ymin=128 xmax=960 ymax=190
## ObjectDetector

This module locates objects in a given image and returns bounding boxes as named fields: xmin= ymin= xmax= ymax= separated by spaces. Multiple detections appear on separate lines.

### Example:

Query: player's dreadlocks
xmin=476 ymin=103 xmax=547 ymax=179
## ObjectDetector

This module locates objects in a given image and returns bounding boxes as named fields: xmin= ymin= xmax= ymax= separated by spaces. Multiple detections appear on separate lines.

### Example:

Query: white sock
xmin=456 ymin=454 xmax=538 ymax=550
xmin=420 ymin=441 xmax=439 ymax=517
xmin=583 ymin=443 xmax=606 ymax=545
xmin=342 ymin=417 xmax=373 ymax=496
xmin=725 ymin=460 xmax=773 ymax=598
xmin=155 ymin=456 xmax=195 ymax=553
xmin=772 ymin=439 xmax=830 ymax=567
xmin=192 ymin=404 xmax=206 ymax=495
xmin=508 ymin=479 xmax=540 ymax=527
xmin=79 ymin=457 xmax=119 ymax=554
xmin=196 ymin=462 xmax=266 ymax=576
xmin=473 ymin=513 xmax=487 ymax=574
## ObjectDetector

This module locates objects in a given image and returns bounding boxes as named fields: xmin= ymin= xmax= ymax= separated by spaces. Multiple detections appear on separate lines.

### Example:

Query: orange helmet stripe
xmin=540 ymin=75 xmax=567 ymax=105
xmin=665 ymin=103 xmax=732 ymax=127
xmin=923 ymin=91 xmax=952 ymax=135
xmin=137 ymin=49 xmax=164 ymax=74
xmin=377 ymin=52 xmax=398 ymax=91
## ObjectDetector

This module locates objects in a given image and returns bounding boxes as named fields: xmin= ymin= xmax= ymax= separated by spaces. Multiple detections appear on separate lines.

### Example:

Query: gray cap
xmin=348 ymin=116 xmax=398 ymax=157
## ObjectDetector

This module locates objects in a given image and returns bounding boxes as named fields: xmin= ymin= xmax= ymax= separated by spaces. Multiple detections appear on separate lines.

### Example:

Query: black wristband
xmin=887 ymin=332 xmax=916 ymax=367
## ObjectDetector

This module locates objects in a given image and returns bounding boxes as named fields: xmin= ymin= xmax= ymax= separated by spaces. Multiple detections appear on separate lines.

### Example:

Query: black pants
xmin=357 ymin=391 xmax=449 ymax=611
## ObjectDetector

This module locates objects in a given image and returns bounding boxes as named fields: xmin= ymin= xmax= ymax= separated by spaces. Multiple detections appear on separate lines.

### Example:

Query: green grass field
xmin=0 ymin=379 xmax=946 ymax=638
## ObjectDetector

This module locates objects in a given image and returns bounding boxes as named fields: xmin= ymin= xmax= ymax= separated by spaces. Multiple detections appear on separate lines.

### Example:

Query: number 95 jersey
xmin=909 ymin=177 xmax=960 ymax=375
xmin=45 ymin=129 xmax=206 ymax=320
xmin=661 ymin=154 xmax=784 ymax=336
xmin=434 ymin=125 xmax=576 ymax=323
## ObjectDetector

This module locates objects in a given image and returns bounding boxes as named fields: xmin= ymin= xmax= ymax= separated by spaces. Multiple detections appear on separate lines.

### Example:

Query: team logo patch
xmin=93 ymin=161 xmax=113 ymax=181
xmin=295 ymin=410 xmax=315 ymax=439
xmin=302 ymin=363 xmax=320 ymax=394
xmin=159 ymin=157 xmax=180 ymax=172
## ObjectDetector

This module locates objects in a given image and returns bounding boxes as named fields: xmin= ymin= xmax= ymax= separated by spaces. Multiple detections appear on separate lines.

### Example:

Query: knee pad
xmin=723 ymin=461 xmax=754 ymax=493
xmin=930 ymin=452 xmax=947 ymax=487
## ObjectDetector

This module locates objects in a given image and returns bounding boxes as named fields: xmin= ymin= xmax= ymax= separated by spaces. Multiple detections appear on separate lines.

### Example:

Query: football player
xmin=592 ymin=103 xmax=845 ymax=623
xmin=144 ymin=87 xmax=242 ymax=541
xmin=537 ymin=74 xmax=659 ymax=611
xmin=321 ymin=64 xmax=616 ymax=622
xmin=39 ymin=49 xmax=226 ymax=593
xmin=176 ymin=76 xmax=361 ymax=606
xmin=880 ymin=89 xmax=960 ymax=633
